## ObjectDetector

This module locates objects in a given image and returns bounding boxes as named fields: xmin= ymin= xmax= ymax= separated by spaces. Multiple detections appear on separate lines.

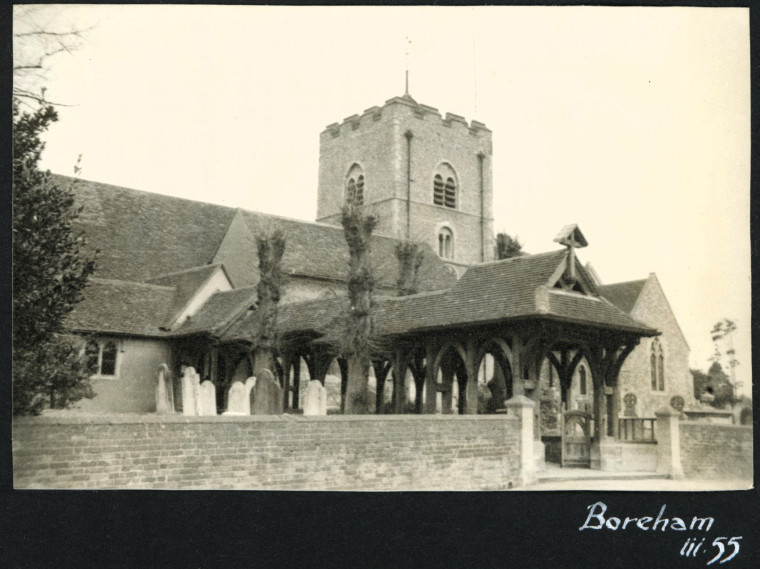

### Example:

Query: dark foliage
xmin=495 ymin=232 xmax=523 ymax=260
xmin=691 ymin=362 xmax=736 ymax=408
xmin=13 ymin=101 xmax=98 ymax=415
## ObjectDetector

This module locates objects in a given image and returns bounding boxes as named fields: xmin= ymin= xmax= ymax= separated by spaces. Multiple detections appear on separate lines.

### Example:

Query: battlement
xmin=322 ymin=94 xmax=490 ymax=138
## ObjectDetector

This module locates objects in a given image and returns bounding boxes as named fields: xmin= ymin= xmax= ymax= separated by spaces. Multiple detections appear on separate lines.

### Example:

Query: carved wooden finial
xmin=554 ymin=224 xmax=588 ymax=284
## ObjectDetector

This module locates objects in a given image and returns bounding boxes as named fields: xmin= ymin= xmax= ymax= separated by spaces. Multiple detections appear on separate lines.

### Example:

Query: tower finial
xmin=405 ymin=36 xmax=411 ymax=96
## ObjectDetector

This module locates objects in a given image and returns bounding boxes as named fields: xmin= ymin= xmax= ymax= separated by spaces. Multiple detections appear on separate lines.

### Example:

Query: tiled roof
xmin=65 ymin=278 xmax=175 ymax=337
xmin=238 ymin=210 xmax=455 ymax=292
xmin=598 ymin=279 xmax=648 ymax=313
xmin=60 ymin=174 xmax=455 ymax=292
xmin=58 ymin=175 xmax=236 ymax=283
xmin=145 ymin=264 xmax=224 ymax=327
xmin=221 ymin=250 xmax=657 ymax=343
xmin=170 ymin=286 xmax=258 ymax=337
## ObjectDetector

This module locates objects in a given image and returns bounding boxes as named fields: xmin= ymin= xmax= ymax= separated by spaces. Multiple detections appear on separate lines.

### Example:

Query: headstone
xmin=251 ymin=369 xmax=283 ymax=415
xmin=155 ymin=364 xmax=175 ymax=414
xmin=199 ymin=380 xmax=217 ymax=416
xmin=224 ymin=381 xmax=248 ymax=415
xmin=181 ymin=366 xmax=201 ymax=416
xmin=302 ymin=380 xmax=327 ymax=416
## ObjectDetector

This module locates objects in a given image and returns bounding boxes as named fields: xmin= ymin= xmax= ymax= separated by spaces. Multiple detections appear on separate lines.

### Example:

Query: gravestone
xmin=155 ymin=364 xmax=175 ymax=414
xmin=225 ymin=377 xmax=257 ymax=415
xmin=224 ymin=381 xmax=247 ymax=415
xmin=199 ymin=380 xmax=217 ymax=416
xmin=251 ymin=369 xmax=283 ymax=415
xmin=302 ymin=380 xmax=327 ymax=416
xmin=181 ymin=366 xmax=201 ymax=416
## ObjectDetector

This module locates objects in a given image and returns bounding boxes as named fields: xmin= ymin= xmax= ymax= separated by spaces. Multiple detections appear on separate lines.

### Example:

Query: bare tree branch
xmin=13 ymin=6 xmax=95 ymax=105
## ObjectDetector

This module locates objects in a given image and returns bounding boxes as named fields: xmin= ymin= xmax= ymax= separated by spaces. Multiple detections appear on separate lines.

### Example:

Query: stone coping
xmin=14 ymin=413 xmax=519 ymax=426
xmin=679 ymin=420 xmax=752 ymax=431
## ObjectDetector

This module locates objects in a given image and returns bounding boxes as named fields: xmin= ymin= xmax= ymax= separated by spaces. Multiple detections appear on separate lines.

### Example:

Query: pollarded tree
xmin=395 ymin=241 xmax=424 ymax=297
xmin=13 ymin=101 xmax=98 ymax=415
xmin=252 ymin=228 xmax=286 ymax=377
xmin=339 ymin=202 xmax=378 ymax=414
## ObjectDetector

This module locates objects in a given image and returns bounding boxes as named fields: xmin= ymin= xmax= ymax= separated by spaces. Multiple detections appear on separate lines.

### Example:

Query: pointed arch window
xmin=438 ymin=227 xmax=453 ymax=259
xmin=579 ymin=365 xmax=587 ymax=395
xmin=651 ymin=338 xmax=664 ymax=391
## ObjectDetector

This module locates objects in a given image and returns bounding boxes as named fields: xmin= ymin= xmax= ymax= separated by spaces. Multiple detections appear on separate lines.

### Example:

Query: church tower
xmin=316 ymin=94 xmax=494 ymax=273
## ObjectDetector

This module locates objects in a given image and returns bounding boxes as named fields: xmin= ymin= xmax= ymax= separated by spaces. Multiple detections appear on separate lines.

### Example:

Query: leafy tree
xmin=13 ymin=101 xmax=98 ymax=415
xmin=691 ymin=362 xmax=736 ymax=409
xmin=709 ymin=318 xmax=740 ymax=394
xmin=253 ymin=228 xmax=286 ymax=378
xmin=495 ymin=232 xmax=523 ymax=259
xmin=339 ymin=202 xmax=378 ymax=414
xmin=395 ymin=241 xmax=424 ymax=296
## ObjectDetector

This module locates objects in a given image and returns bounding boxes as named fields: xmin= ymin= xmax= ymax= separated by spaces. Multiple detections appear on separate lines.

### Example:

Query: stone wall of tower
xmin=317 ymin=96 xmax=495 ymax=266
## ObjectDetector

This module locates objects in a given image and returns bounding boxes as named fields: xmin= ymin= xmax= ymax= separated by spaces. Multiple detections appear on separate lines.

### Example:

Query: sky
xmin=15 ymin=5 xmax=751 ymax=393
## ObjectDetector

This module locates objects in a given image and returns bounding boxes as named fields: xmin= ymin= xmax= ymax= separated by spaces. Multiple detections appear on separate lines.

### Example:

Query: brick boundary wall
xmin=679 ymin=421 xmax=753 ymax=480
xmin=13 ymin=414 xmax=523 ymax=490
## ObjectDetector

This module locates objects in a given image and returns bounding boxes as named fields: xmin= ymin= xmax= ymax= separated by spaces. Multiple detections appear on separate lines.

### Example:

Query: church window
xmin=434 ymin=175 xmax=444 ymax=205
xmin=444 ymin=177 xmax=456 ymax=208
xmin=433 ymin=164 xmax=457 ymax=209
xmin=651 ymin=339 xmax=664 ymax=391
xmin=86 ymin=339 xmax=120 ymax=378
xmin=438 ymin=227 xmax=453 ymax=259
xmin=345 ymin=165 xmax=364 ymax=206
xmin=579 ymin=365 xmax=587 ymax=395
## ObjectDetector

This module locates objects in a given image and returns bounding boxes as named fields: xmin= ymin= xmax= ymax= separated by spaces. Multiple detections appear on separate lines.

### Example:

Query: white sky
xmin=17 ymin=5 xmax=751 ymax=393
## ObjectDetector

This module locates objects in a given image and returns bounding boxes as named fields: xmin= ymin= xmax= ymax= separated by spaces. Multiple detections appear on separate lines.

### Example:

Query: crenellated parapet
xmin=322 ymin=94 xmax=491 ymax=139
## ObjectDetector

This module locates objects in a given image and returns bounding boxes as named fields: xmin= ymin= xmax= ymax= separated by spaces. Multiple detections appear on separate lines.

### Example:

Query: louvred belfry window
xmin=355 ymin=175 xmax=364 ymax=205
xmin=345 ymin=165 xmax=365 ymax=206
xmin=444 ymin=177 xmax=456 ymax=208
xmin=433 ymin=174 xmax=444 ymax=205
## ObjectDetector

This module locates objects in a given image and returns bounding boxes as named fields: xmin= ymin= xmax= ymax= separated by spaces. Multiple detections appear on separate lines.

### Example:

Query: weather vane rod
xmin=405 ymin=36 xmax=411 ymax=95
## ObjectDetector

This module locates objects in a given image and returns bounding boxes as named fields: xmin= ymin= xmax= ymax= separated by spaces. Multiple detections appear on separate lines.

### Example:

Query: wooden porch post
xmin=392 ymin=351 xmax=407 ymax=414
xmin=465 ymin=339 xmax=479 ymax=415
xmin=424 ymin=343 xmax=437 ymax=414
xmin=511 ymin=334 xmax=525 ymax=397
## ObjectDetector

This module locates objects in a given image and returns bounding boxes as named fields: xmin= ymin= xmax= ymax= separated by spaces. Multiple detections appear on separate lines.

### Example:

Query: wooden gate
xmin=561 ymin=410 xmax=591 ymax=468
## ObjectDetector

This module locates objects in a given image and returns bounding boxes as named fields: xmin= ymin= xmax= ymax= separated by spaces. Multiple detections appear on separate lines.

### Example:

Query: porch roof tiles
xmin=222 ymin=250 xmax=657 ymax=342
xmin=144 ymin=264 xmax=225 ymax=328
xmin=170 ymin=286 xmax=259 ymax=337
